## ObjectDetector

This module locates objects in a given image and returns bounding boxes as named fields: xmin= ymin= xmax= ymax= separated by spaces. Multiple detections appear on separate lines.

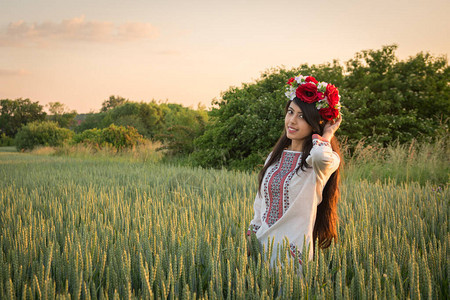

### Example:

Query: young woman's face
xmin=285 ymin=101 xmax=313 ymax=145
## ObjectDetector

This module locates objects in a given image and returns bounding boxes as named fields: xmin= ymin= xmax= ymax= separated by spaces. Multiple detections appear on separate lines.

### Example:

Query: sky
xmin=0 ymin=0 xmax=449 ymax=113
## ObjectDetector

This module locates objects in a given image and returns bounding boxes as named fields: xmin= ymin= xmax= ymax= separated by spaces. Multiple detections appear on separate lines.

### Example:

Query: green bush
xmin=15 ymin=121 xmax=73 ymax=151
xmin=74 ymin=124 xmax=144 ymax=151
xmin=0 ymin=133 xmax=14 ymax=146
xmin=73 ymin=128 xmax=103 ymax=149
xmin=101 ymin=124 xmax=144 ymax=150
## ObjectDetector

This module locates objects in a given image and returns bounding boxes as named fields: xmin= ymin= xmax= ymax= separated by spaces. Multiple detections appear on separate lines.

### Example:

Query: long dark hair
xmin=258 ymin=97 xmax=342 ymax=249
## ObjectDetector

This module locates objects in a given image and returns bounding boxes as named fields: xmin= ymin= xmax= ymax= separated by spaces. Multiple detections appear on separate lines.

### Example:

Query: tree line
xmin=0 ymin=96 xmax=208 ymax=155
xmin=1 ymin=45 xmax=448 ymax=170
xmin=193 ymin=45 xmax=449 ymax=169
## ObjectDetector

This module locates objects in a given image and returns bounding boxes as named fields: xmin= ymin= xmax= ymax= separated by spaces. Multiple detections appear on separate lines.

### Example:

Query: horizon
xmin=1 ymin=0 xmax=449 ymax=114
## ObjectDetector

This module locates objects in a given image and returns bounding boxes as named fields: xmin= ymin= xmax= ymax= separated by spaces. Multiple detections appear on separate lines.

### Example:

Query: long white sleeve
xmin=247 ymin=193 xmax=262 ymax=235
xmin=306 ymin=134 xmax=340 ymax=182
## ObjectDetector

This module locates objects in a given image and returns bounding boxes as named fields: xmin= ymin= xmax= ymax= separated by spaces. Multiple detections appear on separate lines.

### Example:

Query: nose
xmin=287 ymin=114 xmax=297 ymax=125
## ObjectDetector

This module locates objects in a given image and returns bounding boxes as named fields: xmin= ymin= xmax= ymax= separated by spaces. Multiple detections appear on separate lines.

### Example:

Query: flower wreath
xmin=285 ymin=75 xmax=341 ymax=121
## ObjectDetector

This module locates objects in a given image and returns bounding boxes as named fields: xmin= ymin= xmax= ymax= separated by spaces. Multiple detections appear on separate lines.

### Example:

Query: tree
xmin=139 ymin=102 xmax=164 ymax=138
xmin=101 ymin=95 xmax=128 ymax=112
xmin=74 ymin=112 xmax=108 ymax=133
xmin=108 ymin=102 xmax=153 ymax=137
xmin=75 ymin=101 xmax=164 ymax=138
xmin=47 ymin=101 xmax=66 ymax=115
xmin=47 ymin=102 xmax=77 ymax=128
xmin=0 ymin=98 xmax=46 ymax=137
xmin=340 ymin=45 xmax=449 ymax=146
xmin=156 ymin=103 xmax=208 ymax=155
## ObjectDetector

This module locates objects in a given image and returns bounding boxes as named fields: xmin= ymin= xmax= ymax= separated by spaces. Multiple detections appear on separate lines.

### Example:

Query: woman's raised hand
xmin=322 ymin=115 xmax=342 ymax=141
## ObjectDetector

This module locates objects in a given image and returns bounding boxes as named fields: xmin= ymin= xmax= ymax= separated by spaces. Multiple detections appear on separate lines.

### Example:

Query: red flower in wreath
xmin=287 ymin=77 xmax=295 ymax=85
xmin=325 ymin=84 xmax=340 ymax=107
xmin=319 ymin=107 xmax=339 ymax=121
xmin=295 ymin=82 xmax=318 ymax=103
xmin=305 ymin=76 xmax=318 ymax=84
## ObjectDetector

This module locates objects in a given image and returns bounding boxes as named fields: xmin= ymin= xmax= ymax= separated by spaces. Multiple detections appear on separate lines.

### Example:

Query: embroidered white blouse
xmin=247 ymin=135 xmax=340 ymax=266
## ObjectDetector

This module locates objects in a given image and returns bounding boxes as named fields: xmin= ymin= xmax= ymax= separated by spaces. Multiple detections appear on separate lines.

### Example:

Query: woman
xmin=247 ymin=74 xmax=342 ymax=268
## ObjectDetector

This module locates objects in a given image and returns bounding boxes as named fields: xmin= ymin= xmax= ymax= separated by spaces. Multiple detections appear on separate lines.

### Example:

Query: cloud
xmin=118 ymin=22 xmax=159 ymax=41
xmin=0 ymin=69 xmax=30 ymax=76
xmin=0 ymin=15 xmax=159 ymax=47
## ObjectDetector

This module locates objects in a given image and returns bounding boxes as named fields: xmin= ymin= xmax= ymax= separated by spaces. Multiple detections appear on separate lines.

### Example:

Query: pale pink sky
xmin=1 ymin=0 xmax=449 ymax=113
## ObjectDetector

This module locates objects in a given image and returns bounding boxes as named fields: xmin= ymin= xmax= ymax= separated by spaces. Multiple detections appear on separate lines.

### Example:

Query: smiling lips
xmin=287 ymin=126 xmax=298 ymax=134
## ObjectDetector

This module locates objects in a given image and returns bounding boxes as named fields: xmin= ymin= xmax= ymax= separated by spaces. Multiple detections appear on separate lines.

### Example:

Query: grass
xmin=0 ymin=150 xmax=448 ymax=298
xmin=0 ymin=146 xmax=17 ymax=153
xmin=342 ymin=138 xmax=449 ymax=186
xmin=28 ymin=140 xmax=164 ymax=164
xmin=5 ymin=135 xmax=448 ymax=186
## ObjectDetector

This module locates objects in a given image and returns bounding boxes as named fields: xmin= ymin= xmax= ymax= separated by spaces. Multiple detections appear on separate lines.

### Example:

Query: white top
xmin=248 ymin=136 xmax=340 ymax=267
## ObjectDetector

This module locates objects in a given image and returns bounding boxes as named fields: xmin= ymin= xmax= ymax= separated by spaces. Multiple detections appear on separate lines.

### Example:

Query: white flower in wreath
xmin=295 ymin=75 xmax=306 ymax=84
xmin=316 ymin=98 xmax=329 ymax=110
xmin=317 ymin=82 xmax=328 ymax=91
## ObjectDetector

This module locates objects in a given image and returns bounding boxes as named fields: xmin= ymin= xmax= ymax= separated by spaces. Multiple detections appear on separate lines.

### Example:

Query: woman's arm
xmin=306 ymin=115 xmax=342 ymax=180
xmin=247 ymin=193 xmax=262 ymax=236
xmin=247 ymin=192 xmax=263 ymax=255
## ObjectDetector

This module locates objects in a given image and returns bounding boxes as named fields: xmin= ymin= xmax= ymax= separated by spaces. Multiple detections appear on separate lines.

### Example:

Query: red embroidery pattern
xmin=312 ymin=138 xmax=330 ymax=147
xmin=247 ymin=223 xmax=261 ymax=235
xmin=289 ymin=243 xmax=303 ymax=265
xmin=262 ymin=151 xmax=302 ymax=227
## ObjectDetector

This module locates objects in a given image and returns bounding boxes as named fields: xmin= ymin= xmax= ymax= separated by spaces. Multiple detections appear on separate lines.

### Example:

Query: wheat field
xmin=0 ymin=151 xmax=448 ymax=299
